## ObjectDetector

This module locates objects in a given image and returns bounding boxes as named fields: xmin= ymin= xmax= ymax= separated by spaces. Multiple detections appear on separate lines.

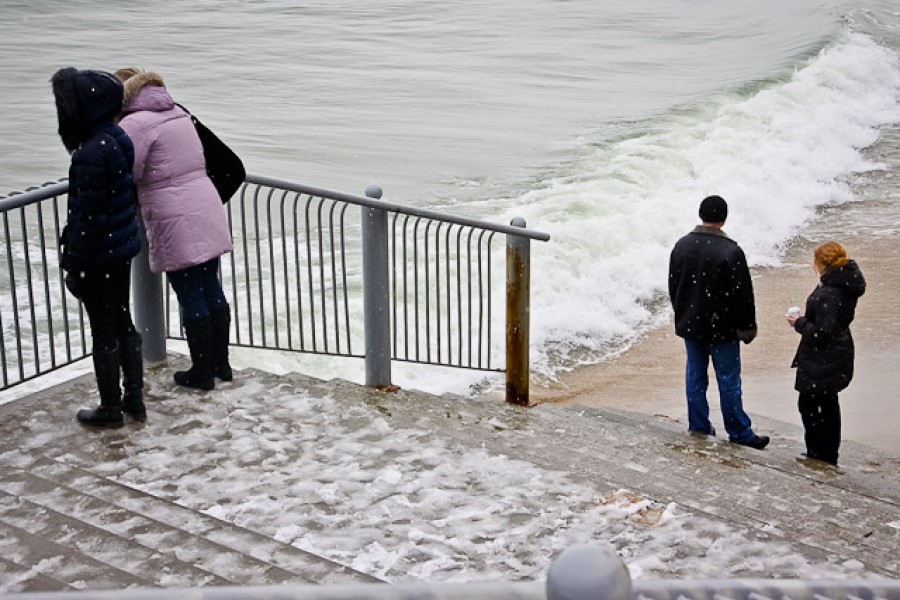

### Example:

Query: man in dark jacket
xmin=52 ymin=67 xmax=144 ymax=427
xmin=668 ymin=195 xmax=769 ymax=449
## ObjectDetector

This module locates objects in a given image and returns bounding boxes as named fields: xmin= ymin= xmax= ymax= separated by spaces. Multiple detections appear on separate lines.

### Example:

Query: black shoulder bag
xmin=178 ymin=104 xmax=246 ymax=203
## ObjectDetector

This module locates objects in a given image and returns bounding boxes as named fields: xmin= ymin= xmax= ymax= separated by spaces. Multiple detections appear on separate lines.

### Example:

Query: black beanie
xmin=699 ymin=195 xmax=728 ymax=223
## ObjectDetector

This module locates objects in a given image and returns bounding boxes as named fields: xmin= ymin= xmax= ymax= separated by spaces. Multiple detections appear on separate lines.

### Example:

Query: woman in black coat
xmin=51 ymin=68 xmax=144 ymax=427
xmin=787 ymin=241 xmax=866 ymax=465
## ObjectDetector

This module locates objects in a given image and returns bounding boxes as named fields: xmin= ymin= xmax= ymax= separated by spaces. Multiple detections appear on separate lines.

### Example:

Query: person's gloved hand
xmin=736 ymin=327 xmax=757 ymax=344
xmin=64 ymin=270 xmax=85 ymax=300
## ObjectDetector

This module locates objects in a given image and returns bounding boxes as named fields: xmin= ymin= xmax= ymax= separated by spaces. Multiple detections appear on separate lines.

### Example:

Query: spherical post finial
xmin=365 ymin=184 xmax=383 ymax=199
xmin=546 ymin=545 xmax=632 ymax=600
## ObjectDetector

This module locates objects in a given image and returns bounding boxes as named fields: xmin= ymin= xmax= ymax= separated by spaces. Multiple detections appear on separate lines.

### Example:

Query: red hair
xmin=814 ymin=241 xmax=848 ymax=273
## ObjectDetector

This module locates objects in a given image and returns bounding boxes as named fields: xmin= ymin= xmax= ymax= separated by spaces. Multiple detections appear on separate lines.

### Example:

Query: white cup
xmin=786 ymin=306 xmax=801 ymax=318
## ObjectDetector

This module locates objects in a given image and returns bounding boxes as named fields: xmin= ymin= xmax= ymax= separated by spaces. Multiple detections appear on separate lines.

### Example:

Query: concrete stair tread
xmin=330 ymin=376 xmax=900 ymax=576
xmin=0 ymin=447 xmax=380 ymax=590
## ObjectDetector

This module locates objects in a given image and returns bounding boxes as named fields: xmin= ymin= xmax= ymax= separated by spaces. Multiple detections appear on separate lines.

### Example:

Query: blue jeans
xmin=167 ymin=258 xmax=228 ymax=322
xmin=684 ymin=338 xmax=755 ymax=443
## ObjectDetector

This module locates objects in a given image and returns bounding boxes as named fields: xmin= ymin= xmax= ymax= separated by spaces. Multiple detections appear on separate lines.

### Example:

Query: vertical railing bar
xmin=316 ymin=200 xmax=329 ymax=353
xmin=423 ymin=220 xmax=433 ymax=363
xmin=486 ymin=232 xmax=496 ymax=370
xmin=390 ymin=212 xmax=399 ymax=359
xmin=0 ymin=212 xmax=12 ymax=386
xmin=164 ymin=272 xmax=172 ymax=337
xmin=278 ymin=189 xmax=293 ymax=349
xmin=463 ymin=228 xmax=473 ymax=367
xmin=328 ymin=201 xmax=341 ymax=353
xmin=20 ymin=207 xmax=41 ymax=376
xmin=401 ymin=215 xmax=412 ymax=361
xmin=476 ymin=230 xmax=486 ymax=368
xmin=4 ymin=212 xmax=25 ymax=381
xmin=454 ymin=226 xmax=463 ymax=366
xmin=291 ymin=193 xmax=307 ymax=351
xmin=253 ymin=188 xmax=269 ymax=347
xmin=304 ymin=196 xmax=318 ymax=351
xmin=265 ymin=187 xmax=280 ymax=348
xmin=411 ymin=218 xmax=421 ymax=362
xmin=444 ymin=224 xmax=453 ymax=364
xmin=35 ymin=203 xmax=57 ymax=369
xmin=434 ymin=221 xmax=449 ymax=364
xmin=338 ymin=203 xmax=352 ymax=355
xmin=239 ymin=186 xmax=256 ymax=345
xmin=51 ymin=195 xmax=75 ymax=362
xmin=469 ymin=229 xmax=484 ymax=368
xmin=225 ymin=191 xmax=241 ymax=344
xmin=53 ymin=194 xmax=77 ymax=360
xmin=0 ymin=284 xmax=5 ymax=387
xmin=0 ymin=277 xmax=5 ymax=386
xmin=445 ymin=224 xmax=454 ymax=365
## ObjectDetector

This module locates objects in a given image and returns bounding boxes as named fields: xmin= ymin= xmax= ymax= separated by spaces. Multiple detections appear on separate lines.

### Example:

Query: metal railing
xmin=2 ymin=544 xmax=897 ymax=599
xmin=0 ymin=180 xmax=86 ymax=390
xmin=1 ymin=176 xmax=549 ymax=402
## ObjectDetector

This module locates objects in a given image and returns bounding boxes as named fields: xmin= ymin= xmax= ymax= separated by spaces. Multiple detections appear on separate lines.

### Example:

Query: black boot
xmin=209 ymin=306 xmax=233 ymax=381
xmin=77 ymin=347 xmax=124 ymax=428
xmin=174 ymin=317 xmax=215 ymax=390
xmin=119 ymin=332 xmax=146 ymax=421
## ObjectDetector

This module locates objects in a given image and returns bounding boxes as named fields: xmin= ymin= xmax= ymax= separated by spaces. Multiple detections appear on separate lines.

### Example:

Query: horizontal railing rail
xmin=245 ymin=175 xmax=550 ymax=241
xmin=1 ymin=544 xmax=896 ymax=599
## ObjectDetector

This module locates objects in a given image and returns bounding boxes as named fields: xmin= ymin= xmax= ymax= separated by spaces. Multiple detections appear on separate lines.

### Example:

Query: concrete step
xmin=0 ymin=454 xmax=381 ymax=590
xmin=342 ymin=376 xmax=900 ymax=577
xmin=0 ymin=369 xmax=384 ymax=593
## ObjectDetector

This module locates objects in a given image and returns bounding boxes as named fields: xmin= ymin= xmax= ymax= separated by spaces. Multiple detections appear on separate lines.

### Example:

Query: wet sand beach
xmin=533 ymin=200 xmax=900 ymax=456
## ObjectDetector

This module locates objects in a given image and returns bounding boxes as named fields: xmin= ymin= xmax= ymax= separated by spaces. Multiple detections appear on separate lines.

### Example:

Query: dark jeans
xmin=168 ymin=257 xmax=228 ymax=322
xmin=75 ymin=263 xmax=137 ymax=353
xmin=798 ymin=390 xmax=841 ymax=464
xmin=684 ymin=338 xmax=755 ymax=443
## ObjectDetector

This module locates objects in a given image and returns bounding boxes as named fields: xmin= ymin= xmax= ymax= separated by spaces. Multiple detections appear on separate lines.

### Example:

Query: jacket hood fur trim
xmin=122 ymin=71 xmax=166 ymax=109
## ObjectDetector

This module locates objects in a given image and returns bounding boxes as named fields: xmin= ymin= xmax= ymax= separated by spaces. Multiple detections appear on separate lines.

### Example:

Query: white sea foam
xmin=351 ymin=31 xmax=900 ymax=397
xmin=481 ymin=32 xmax=900 ymax=388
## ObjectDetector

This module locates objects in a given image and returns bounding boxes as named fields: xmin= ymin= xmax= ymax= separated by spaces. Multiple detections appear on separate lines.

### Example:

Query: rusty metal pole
xmin=506 ymin=217 xmax=530 ymax=405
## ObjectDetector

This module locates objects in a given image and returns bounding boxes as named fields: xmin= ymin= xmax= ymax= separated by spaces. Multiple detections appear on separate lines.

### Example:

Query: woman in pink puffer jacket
xmin=117 ymin=69 xmax=234 ymax=391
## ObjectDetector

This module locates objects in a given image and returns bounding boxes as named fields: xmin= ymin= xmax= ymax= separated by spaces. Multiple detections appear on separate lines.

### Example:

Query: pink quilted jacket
xmin=118 ymin=83 xmax=232 ymax=274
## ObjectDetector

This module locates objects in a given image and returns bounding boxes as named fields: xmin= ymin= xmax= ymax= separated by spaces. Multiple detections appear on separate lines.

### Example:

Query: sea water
xmin=2 ymin=0 xmax=899 ymax=394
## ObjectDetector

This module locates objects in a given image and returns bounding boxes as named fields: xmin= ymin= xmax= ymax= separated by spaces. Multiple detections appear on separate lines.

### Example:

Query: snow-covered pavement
xmin=1 ymin=365 xmax=898 ymax=593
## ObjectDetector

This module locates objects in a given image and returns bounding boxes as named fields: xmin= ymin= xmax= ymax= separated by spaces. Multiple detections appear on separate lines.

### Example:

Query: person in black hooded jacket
xmin=787 ymin=241 xmax=866 ymax=465
xmin=51 ymin=67 xmax=144 ymax=427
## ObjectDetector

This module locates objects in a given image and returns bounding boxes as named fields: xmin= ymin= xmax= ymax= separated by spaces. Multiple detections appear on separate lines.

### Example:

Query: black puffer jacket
xmin=52 ymin=68 xmax=140 ymax=272
xmin=668 ymin=226 xmax=757 ymax=343
xmin=792 ymin=259 xmax=866 ymax=394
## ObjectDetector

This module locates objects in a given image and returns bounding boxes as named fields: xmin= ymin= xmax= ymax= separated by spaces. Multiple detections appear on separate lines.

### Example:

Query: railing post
xmin=361 ymin=184 xmax=392 ymax=388
xmin=506 ymin=217 xmax=531 ymax=405
xmin=132 ymin=219 xmax=167 ymax=364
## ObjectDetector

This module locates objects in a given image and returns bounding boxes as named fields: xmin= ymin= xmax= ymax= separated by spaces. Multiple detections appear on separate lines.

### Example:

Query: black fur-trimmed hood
xmin=51 ymin=68 xmax=124 ymax=152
